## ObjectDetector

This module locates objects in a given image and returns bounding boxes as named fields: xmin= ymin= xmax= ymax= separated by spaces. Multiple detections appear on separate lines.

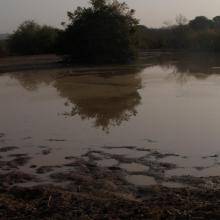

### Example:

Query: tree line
xmin=137 ymin=15 xmax=220 ymax=51
xmin=0 ymin=21 xmax=59 ymax=57
xmin=2 ymin=0 xmax=220 ymax=63
xmin=1 ymin=0 xmax=138 ymax=64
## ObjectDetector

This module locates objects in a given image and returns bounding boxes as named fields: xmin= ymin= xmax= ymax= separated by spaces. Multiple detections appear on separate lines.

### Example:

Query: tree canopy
xmin=189 ymin=16 xmax=213 ymax=31
xmin=58 ymin=0 xmax=139 ymax=64
xmin=135 ymin=14 xmax=220 ymax=52
xmin=5 ymin=4 xmax=220 ymax=58
xmin=9 ymin=21 xmax=59 ymax=55
xmin=0 ymin=40 xmax=8 ymax=57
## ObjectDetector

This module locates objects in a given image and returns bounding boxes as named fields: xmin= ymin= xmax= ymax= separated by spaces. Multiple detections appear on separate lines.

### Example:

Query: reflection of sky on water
xmin=1 ymin=53 xmax=220 ymax=175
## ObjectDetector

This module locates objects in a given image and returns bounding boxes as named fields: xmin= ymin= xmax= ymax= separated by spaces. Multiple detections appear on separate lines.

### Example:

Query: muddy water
xmin=1 ymin=53 xmax=220 ymax=185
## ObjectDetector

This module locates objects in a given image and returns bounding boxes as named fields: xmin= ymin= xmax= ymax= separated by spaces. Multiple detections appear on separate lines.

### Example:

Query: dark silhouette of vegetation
xmin=0 ymin=40 xmax=9 ymax=57
xmin=58 ymin=0 xmax=139 ymax=64
xmin=8 ymin=21 xmax=59 ymax=55
xmin=189 ymin=16 xmax=213 ymax=31
xmin=3 ymin=3 xmax=220 ymax=60
xmin=138 ymin=15 xmax=220 ymax=52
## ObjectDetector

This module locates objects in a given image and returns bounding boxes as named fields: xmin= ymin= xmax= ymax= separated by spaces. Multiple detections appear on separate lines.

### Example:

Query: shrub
xmin=58 ymin=0 xmax=139 ymax=64
xmin=9 ymin=21 xmax=59 ymax=55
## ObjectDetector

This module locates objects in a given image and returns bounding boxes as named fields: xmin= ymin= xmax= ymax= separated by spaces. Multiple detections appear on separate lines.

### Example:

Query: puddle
xmin=160 ymin=156 xmax=215 ymax=168
xmin=102 ymin=148 xmax=146 ymax=158
xmin=120 ymin=163 xmax=149 ymax=172
xmin=1 ymin=53 xmax=220 ymax=178
xmin=97 ymin=159 xmax=118 ymax=167
xmin=162 ymin=181 xmax=188 ymax=188
xmin=166 ymin=166 xmax=220 ymax=177
xmin=126 ymin=175 xmax=157 ymax=186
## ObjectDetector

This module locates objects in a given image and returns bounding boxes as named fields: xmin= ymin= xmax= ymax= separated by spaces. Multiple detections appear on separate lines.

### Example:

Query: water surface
xmin=1 ymin=53 xmax=220 ymax=179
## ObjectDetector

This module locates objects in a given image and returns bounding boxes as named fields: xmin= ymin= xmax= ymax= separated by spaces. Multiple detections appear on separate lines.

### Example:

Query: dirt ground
xmin=1 ymin=185 xmax=220 ymax=220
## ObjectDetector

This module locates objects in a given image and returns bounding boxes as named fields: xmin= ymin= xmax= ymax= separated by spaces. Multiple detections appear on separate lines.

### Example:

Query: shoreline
xmin=1 ymin=147 xmax=220 ymax=219
xmin=1 ymin=161 xmax=220 ymax=219
xmin=1 ymin=54 xmax=220 ymax=219
xmin=0 ymin=54 xmax=63 ymax=74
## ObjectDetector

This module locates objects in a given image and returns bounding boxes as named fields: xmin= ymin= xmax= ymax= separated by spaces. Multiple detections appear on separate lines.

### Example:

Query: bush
xmin=136 ymin=15 xmax=220 ymax=52
xmin=9 ymin=21 xmax=59 ymax=55
xmin=0 ymin=40 xmax=9 ymax=57
xmin=58 ymin=0 xmax=139 ymax=64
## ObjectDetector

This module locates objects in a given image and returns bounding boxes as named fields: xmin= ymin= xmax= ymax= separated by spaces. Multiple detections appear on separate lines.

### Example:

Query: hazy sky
xmin=1 ymin=0 xmax=220 ymax=33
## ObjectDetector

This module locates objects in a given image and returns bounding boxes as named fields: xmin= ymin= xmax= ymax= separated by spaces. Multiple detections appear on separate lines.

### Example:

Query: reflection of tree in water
xmin=149 ymin=52 xmax=220 ymax=83
xmin=54 ymin=67 xmax=144 ymax=133
xmin=67 ymin=95 xmax=139 ymax=132
xmin=10 ymin=52 xmax=220 ymax=131
xmin=8 ymin=70 xmax=55 ymax=91
xmin=9 ymin=65 xmax=145 ymax=132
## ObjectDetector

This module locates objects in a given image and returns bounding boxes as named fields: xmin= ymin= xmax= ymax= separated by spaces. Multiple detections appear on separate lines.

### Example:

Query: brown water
xmin=1 ymin=53 xmax=220 ymax=179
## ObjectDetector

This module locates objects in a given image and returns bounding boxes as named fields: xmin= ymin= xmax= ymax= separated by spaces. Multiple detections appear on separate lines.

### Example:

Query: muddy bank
xmin=1 ymin=184 xmax=220 ymax=220
xmin=0 ymin=138 xmax=220 ymax=219
xmin=0 ymin=154 xmax=220 ymax=219
xmin=1 ymin=178 xmax=220 ymax=219
xmin=0 ymin=54 xmax=63 ymax=73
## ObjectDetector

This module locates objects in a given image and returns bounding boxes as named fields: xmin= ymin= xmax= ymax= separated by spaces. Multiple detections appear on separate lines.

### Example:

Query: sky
xmin=1 ymin=0 xmax=220 ymax=33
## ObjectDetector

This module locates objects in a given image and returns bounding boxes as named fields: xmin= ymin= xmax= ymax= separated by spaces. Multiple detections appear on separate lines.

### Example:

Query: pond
xmin=1 ymin=52 xmax=220 ymax=184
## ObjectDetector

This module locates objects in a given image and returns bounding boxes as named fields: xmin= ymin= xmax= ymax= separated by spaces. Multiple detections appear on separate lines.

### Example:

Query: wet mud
xmin=0 ymin=146 xmax=219 ymax=219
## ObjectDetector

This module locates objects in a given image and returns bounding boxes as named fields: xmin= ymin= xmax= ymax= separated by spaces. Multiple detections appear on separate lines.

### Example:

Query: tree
xmin=189 ymin=16 xmax=213 ymax=31
xmin=213 ymin=16 xmax=220 ymax=29
xmin=58 ymin=0 xmax=139 ymax=64
xmin=0 ymin=40 xmax=8 ymax=57
xmin=9 ymin=21 xmax=59 ymax=55
xmin=175 ymin=14 xmax=188 ymax=26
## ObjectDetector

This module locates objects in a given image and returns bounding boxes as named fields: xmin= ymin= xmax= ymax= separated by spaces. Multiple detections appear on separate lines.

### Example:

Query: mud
xmin=0 ymin=154 xmax=31 ymax=171
xmin=0 ymin=146 xmax=19 ymax=153
xmin=0 ymin=156 xmax=220 ymax=219
xmin=41 ymin=149 xmax=52 ymax=155
xmin=47 ymin=139 xmax=66 ymax=142
xmin=0 ymin=133 xmax=5 ymax=138
xmin=0 ymin=54 xmax=63 ymax=73
xmin=0 ymin=137 xmax=219 ymax=218
xmin=36 ymin=166 xmax=60 ymax=174
xmin=0 ymin=171 xmax=37 ymax=187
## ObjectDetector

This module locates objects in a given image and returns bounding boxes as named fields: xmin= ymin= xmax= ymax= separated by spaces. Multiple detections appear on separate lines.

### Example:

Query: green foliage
xmin=9 ymin=21 xmax=59 ymax=55
xmin=58 ymin=0 xmax=139 ymax=64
